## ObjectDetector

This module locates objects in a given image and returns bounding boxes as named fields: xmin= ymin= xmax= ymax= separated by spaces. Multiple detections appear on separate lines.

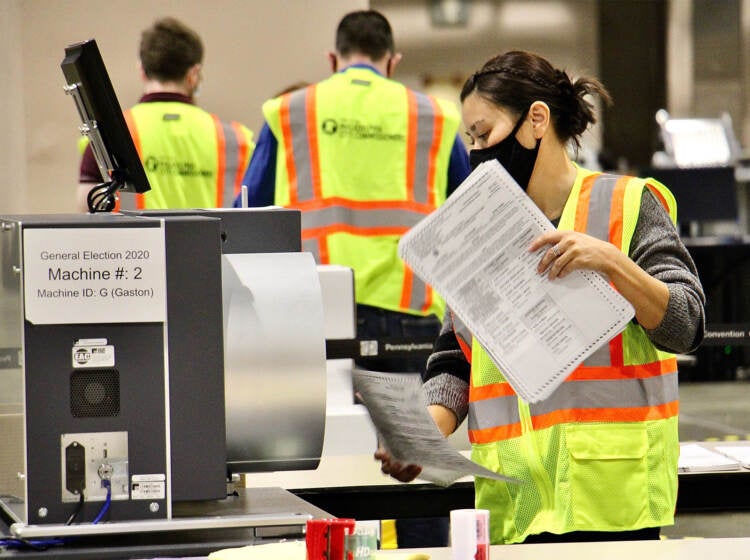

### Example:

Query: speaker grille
xmin=70 ymin=369 xmax=120 ymax=417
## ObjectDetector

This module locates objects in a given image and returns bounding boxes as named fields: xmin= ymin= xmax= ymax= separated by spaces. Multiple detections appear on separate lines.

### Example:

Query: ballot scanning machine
xmin=0 ymin=208 xmax=331 ymax=539
xmin=0 ymin=38 xmax=333 ymax=540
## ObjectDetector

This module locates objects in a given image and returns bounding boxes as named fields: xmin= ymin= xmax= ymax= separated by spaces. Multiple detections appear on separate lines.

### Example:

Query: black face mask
xmin=469 ymin=109 xmax=541 ymax=191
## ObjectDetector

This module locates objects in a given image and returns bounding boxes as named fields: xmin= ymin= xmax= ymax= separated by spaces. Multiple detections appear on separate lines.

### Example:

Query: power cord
xmin=65 ymin=491 xmax=85 ymax=525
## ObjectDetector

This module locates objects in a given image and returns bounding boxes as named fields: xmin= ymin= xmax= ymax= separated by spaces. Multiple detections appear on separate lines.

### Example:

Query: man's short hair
xmin=335 ymin=10 xmax=395 ymax=61
xmin=140 ymin=17 xmax=203 ymax=82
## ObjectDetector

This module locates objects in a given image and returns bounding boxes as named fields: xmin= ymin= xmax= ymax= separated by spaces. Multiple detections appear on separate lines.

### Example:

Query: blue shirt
xmin=234 ymin=71 xmax=470 ymax=207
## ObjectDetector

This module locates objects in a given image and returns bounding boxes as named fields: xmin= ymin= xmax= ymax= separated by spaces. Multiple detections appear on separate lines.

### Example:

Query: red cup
xmin=306 ymin=518 xmax=356 ymax=560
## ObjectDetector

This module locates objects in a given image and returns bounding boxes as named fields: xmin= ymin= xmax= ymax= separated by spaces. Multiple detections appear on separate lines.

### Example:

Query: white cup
xmin=450 ymin=509 xmax=489 ymax=560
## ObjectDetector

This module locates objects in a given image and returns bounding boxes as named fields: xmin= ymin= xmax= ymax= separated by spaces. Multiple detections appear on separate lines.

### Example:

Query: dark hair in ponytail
xmin=460 ymin=50 xmax=612 ymax=148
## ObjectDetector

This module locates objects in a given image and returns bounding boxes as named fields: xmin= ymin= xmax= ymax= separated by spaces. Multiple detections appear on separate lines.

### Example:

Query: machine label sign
xmin=22 ymin=227 xmax=166 ymax=324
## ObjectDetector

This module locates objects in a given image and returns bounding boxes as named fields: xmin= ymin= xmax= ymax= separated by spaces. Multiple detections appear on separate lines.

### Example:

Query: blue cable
xmin=0 ymin=537 xmax=68 ymax=550
xmin=92 ymin=478 xmax=111 ymax=524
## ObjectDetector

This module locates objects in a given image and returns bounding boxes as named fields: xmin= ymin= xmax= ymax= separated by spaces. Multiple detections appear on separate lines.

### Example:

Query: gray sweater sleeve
xmin=422 ymin=314 xmax=471 ymax=425
xmin=630 ymin=189 xmax=705 ymax=353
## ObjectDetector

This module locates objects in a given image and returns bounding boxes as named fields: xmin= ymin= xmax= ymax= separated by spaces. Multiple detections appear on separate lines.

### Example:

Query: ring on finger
xmin=551 ymin=244 xmax=561 ymax=258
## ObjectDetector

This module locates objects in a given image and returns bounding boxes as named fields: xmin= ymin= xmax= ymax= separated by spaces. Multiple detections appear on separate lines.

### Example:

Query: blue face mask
xmin=469 ymin=108 xmax=540 ymax=191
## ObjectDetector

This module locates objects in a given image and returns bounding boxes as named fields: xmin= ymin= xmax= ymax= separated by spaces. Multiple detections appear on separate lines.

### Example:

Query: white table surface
xmin=377 ymin=537 xmax=750 ymax=559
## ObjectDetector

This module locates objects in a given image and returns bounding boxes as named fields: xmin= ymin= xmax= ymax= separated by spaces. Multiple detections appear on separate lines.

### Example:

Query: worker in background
xmin=77 ymin=16 xmax=254 ymax=212
xmin=236 ymin=9 xmax=470 ymax=377
xmin=377 ymin=50 xmax=706 ymax=544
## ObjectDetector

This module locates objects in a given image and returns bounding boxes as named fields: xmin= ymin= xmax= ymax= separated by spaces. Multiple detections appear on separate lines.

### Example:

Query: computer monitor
xmin=641 ymin=166 xmax=738 ymax=227
xmin=61 ymin=39 xmax=150 ymax=212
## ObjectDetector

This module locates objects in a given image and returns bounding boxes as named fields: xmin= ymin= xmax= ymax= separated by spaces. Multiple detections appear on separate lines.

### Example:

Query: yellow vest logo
xmin=143 ymin=156 xmax=213 ymax=178
xmin=321 ymin=119 xmax=338 ymax=134
xmin=319 ymin=118 xmax=404 ymax=141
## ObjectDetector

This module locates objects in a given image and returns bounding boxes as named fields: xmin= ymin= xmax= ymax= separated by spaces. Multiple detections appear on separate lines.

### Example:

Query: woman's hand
xmin=373 ymin=448 xmax=422 ymax=483
xmin=529 ymin=230 xmax=620 ymax=280
xmin=372 ymin=405 xmax=456 ymax=484
xmin=529 ymin=229 xmax=669 ymax=330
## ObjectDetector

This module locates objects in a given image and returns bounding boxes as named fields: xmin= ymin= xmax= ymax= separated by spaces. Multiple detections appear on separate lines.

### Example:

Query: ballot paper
xmin=353 ymin=369 xmax=517 ymax=487
xmin=398 ymin=160 xmax=635 ymax=403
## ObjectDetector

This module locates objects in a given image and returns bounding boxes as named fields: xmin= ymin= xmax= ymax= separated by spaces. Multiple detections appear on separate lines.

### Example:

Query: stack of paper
xmin=715 ymin=445 xmax=750 ymax=468
xmin=678 ymin=443 xmax=743 ymax=472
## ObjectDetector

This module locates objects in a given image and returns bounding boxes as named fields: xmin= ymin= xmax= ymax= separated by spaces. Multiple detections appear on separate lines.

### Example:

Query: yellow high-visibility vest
xmin=117 ymin=101 xmax=253 ymax=209
xmin=469 ymin=167 xmax=679 ymax=543
xmin=263 ymin=66 xmax=461 ymax=317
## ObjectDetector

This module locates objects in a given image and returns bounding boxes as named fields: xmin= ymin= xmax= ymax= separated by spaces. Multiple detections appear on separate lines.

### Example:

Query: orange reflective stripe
xmin=532 ymin=401 xmax=679 ymax=430
xmin=280 ymin=94 xmax=298 ymax=204
xmin=457 ymin=336 xmax=472 ymax=363
xmin=319 ymin=233 xmax=329 ymax=265
xmin=470 ymin=423 xmax=521 ymax=443
xmin=305 ymin=87 xmax=322 ymax=200
xmin=647 ymin=183 xmax=670 ymax=212
xmin=421 ymin=284 xmax=434 ymax=314
xmin=609 ymin=176 xmax=628 ymax=248
xmin=450 ymin=310 xmax=473 ymax=362
xmin=122 ymin=110 xmax=142 ymax=211
xmin=574 ymin=172 xmax=598 ymax=232
xmin=231 ymin=121 xmax=249 ymax=197
xmin=123 ymin=110 xmax=141 ymax=155
xmin=301 ymin=224 xmax=410 ymax=240
xmin=607 ymin=176 xmax=629 ymax=367
xmin=470 ymin=382 xmax=516 ymax=400
xmin=568 ymin=357 xmax=677 ymax=380
xmin=468 ymin=358 xmax=677 ymax=401
xmin=400 ymin=266 xmax=414 ymax=310
xmin=405 ymin=90 xmax=418 ymax=201
xmin=608 ymin=334 xmax=624 ymax=368
xmin=212 ymin=114 xmax=227 ymax=207
xmin=292 ymin=197 xmax=436 ymax=214
xmin=469 ymin=401 xmax=679 ymax=444
xmin=426 ymin=96 xmax=443 ymax=207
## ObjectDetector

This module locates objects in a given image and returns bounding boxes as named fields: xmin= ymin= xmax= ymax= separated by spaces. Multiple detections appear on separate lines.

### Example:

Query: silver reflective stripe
xmin=405 ymin=92 xmax=440 ymax=310
xmin=300 ymin=205 xmax=426 ymax=230
xmin=468 ymin=394 xmax=519 ymax=431
xmin=411 ymin=92 xmax=437 ymax=204
xmin=586 ymin=174 xmax=617 ymax=240
xmin=287 ymin=89 xmax=314 ymax=201
xmin=469 ymin=372 xmax=678 ymax=430
xmin=530 ymin=372 xmax=678 ymax=416
xmin=220 ymin=121 xmax=240 ymax=207
xmin=408 ymin=275 xmax=429 ymax=312
xmin=581 ymin=174 xmax=617 ymax=367
xmin=302 ymin=239 xmax=319 ymax=261
xmin=584 ymin=342 xmax=611 ymax=367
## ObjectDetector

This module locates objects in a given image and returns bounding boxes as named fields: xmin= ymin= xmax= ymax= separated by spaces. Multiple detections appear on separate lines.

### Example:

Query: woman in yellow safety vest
xmin=376 ymin=50 xmax=705 ymax=544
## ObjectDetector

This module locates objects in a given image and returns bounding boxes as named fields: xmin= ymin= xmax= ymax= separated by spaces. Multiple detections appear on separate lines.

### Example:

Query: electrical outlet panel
xmin=61 ymin=432 xmax=129 ymax=502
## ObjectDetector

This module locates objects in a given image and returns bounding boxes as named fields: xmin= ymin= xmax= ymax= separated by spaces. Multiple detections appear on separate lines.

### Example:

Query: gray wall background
xmin=1 ymin=0 xmax=745 ymax=214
